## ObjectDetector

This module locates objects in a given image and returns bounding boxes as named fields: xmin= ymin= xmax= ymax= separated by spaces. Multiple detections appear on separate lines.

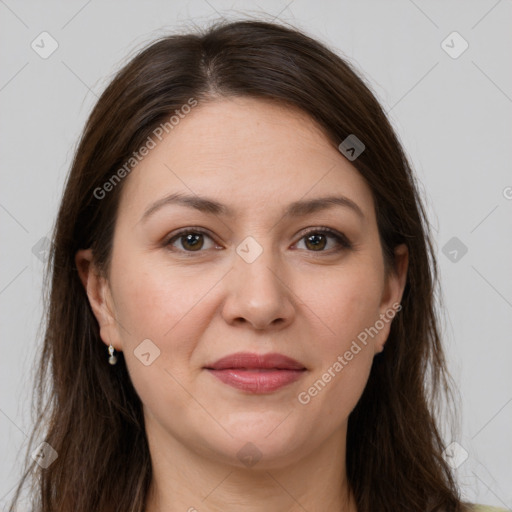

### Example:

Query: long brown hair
xmin=9 ymin=19 xmax=469 ymax=512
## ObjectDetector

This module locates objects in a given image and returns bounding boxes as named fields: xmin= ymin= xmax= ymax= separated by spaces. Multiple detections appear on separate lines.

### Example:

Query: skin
xmin=76 ymin=96 xmax=408 ymax=512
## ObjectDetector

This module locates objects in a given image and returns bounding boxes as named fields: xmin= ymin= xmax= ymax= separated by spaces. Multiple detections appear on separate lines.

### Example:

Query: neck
xmin=144 ymin=415 xmax=357 ymax=512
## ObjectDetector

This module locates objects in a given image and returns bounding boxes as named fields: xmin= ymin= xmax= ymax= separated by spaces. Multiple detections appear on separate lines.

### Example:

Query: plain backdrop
xmin=1 ymin=0 xmax=511 ymax=509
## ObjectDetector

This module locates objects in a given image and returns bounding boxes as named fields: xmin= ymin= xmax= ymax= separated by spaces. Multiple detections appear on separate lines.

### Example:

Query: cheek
xmin=111 ymin=253 xmax=215 ymax=343
xmin=310 ymin=262 xmax=384 ymax=346
xmin=109 ymin=257 xmax=215 ymax=416
xmin=109 ymin=250 xmax=236 ymax=400
xmin=295 ymin=262 xmax=383 ymax=411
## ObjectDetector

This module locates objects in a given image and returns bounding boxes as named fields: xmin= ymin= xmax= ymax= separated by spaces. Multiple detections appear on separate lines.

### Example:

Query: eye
xmin=164 ymin=227 xmax=352 ymax=255
xmin=295 ymin=227 xmax=352 ymax=253
xmin=165 ymin=228 xmax=219 ymax=253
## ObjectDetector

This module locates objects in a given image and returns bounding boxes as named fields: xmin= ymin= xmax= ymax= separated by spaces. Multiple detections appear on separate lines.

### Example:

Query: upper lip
xmin=205 ymin=352 xmax=306 ymax=370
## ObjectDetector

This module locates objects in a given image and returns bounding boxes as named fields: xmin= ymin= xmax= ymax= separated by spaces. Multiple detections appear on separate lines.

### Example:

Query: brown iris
xmin=304 ymin=233 xmax=327 ymax=251
xmin=181 ymin=233 xmax=204 ymax=251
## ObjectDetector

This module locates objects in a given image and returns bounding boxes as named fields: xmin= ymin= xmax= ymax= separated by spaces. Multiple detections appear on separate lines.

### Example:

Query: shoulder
xmin=465 ymin=504 xmax=510 ymax=512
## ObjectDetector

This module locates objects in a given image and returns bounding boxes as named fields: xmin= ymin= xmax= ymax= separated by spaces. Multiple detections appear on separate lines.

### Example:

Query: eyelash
xmin=164 ymin=226 xmax=352 ymax=256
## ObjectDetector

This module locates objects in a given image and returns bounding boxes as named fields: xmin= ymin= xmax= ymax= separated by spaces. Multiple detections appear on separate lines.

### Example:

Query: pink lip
xmin=204 ymin=352 xmax=307 ymax=394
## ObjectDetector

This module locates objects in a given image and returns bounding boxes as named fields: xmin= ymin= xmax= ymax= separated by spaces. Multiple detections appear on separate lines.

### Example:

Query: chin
xmin=198 ymin=424 xmax=308 ymax=471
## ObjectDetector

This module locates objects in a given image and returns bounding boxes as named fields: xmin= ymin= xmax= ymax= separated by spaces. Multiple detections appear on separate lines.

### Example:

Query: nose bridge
xmin=234 ymin=234 xmax=284 ymax=292
xmin=224 ymin=234 xmax=293 ymax=329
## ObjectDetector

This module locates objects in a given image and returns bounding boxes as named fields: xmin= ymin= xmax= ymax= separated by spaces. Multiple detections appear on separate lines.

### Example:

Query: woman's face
xmin=79 ymin=96 xmax=407 ymax=469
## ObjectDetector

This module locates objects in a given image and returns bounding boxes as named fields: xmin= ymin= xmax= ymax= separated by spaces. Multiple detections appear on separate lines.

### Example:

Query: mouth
xmin=204 ymin=352 xmax=307 ymax=394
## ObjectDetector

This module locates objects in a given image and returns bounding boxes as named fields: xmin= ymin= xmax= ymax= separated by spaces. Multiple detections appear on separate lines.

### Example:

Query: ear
xmin=374 ymin=243 xmax=409 ymax=354
xmin=75 ymin=248 xmax=122 ymax=351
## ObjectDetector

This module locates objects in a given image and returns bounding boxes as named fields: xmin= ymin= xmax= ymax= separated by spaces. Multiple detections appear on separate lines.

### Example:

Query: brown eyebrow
xmin=140 ymin=192 xmax=364 ymax=222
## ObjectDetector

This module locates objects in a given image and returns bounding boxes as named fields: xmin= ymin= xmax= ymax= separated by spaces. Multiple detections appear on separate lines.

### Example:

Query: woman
xmin=8 ymin=19 xmax=506 ymax=512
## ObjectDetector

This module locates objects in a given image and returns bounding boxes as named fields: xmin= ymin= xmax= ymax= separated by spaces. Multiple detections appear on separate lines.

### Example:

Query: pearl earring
xmin=108 ymin=344 xmax=117 ymax=365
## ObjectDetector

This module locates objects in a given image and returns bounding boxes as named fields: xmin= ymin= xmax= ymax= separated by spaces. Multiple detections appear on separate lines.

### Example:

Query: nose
xmin=220 ymin=239 xmax=296 ymax=331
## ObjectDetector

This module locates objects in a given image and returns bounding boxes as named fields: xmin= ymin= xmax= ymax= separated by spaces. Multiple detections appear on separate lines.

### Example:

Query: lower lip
xmin=206 ymin=368 xmax=305 ymax=393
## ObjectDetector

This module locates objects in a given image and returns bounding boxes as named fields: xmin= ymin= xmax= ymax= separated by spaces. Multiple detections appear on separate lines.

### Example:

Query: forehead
xmin=117 ymin=97 xmax=375 ymax=223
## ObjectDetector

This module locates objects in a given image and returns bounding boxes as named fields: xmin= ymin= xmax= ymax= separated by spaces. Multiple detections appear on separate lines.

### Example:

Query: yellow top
xmin=470 ymin=505 xmax=510 ymax=512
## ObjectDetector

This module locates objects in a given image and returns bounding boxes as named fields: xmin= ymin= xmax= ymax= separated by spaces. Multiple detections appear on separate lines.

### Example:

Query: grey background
xmin=1 ymin=0 xmax=511 ymax=508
